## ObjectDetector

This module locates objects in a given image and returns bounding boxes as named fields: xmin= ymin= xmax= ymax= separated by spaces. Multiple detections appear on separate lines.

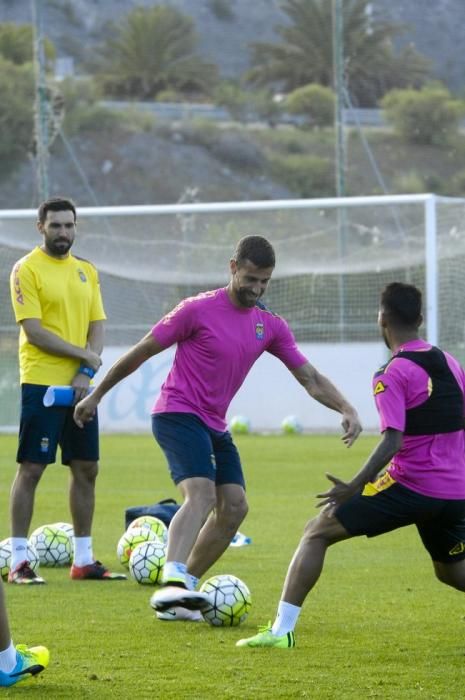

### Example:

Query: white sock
xmin=162 ymin=561 xmax=187 ymax=585
xmin=0 ymin=641 xmax=17 ymax=673
xmin=73 ymin=537 xmax=93 ymax=566
xmin=271 ymin=600 xmax=301 ymax=636
xmin=186 ymin=573 xmax=199 ymax=591
xmin=10 ymin=538 xmax=28 ymax=570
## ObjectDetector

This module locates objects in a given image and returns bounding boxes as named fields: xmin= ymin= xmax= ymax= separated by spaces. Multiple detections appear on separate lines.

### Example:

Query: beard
xmin=236 ymin=288 xmax=260 ymax=308
xmin=46 ymin=237 xmax=72 ymax=256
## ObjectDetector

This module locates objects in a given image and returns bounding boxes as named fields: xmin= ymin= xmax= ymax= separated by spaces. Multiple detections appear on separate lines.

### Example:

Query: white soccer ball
xmin=229 ymin=416 xmax=251 ymax=435
xmin=129 ymin=540 xmax=166 ymax=585
xmin=0 ymin=538 xmax=40 ymax=579
xmin=127 ymin=516 xmax=168 ymax=543
xmin=281 ymin=415 xmax=303 ymax=434
xmin=29 ymin=524 xmax=73 ymax=567
xmin=117 ymin=526 xmax=160 ymax=569
xmin=199 ymin=574 xmax=252 ymax=627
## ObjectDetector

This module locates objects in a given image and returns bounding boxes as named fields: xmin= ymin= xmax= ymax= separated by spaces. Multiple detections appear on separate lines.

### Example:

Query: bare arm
xmin=21 ymin=318 xmax=101 ymax=371
xmin=317 ymin=428 xmax=403 ymax=508
xmin=71 ymin=320 xmax=106 ymax=402
xmin=74 ymin=331 xmax=165 ymax=427
xmin=291 ymin=361 xmax=362 ymax=446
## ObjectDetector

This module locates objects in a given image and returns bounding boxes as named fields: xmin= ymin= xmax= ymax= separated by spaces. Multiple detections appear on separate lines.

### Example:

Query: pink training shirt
xmin=374 ymin=338 xmax=465 ymax=499
xmin=151 ymin=287 xmax=308 ymax=431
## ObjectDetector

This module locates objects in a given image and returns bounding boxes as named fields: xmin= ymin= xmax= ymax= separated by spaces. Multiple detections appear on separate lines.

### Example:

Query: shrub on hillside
xmin=381 ymin=85 xmax=464 ymax=145
xmin=268 ymin=153 xmax=334 ymax=197
xmin=285 ymin=84 xmax=335 ymax=128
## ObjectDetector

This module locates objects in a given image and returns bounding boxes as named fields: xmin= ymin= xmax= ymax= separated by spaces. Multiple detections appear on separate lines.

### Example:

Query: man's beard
xmin=47 ymin=238 xmax=72 ymax=255
xmin=236 ymin=288 xmax=260 ymax=308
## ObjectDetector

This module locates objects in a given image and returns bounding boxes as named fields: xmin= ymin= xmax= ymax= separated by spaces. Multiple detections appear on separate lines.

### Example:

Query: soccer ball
xmin=117 ymin=527 xmax=159 ymax=569
xmin=129 ymin=540 xmax=166 ymax=585
xmin=199 ymin=574 xmax=252 ymax=627
xmin=127 ymin=516 xmax=168 ymax=543
xmin=50 ymin=521 xmax=74 ymax=539
xmin=229 ymin=416 xmax=251 ymax=435
xmin=0 ymin=538 xmax=40 ymax=579
xmin=281 ymin=415 xmax=303 ymax=434
xmin=29 ymin=525 xmax=73 ymax=567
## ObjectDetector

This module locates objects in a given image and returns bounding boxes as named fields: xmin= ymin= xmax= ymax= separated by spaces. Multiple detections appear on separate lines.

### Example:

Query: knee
xmin=217 ymin=495 xmax=248 ymax=532
xmin=435 ymin=565 xmax=465 ymax=592
xmin=72 ymin=461 xmax=99 ymax=484
xmin=301 ymin=514 xmax=335 ymax=545
xmin=17 ymin=463 xmax=45 ymax=488
xmin=185 ymin=489 xmax=217 ymax=519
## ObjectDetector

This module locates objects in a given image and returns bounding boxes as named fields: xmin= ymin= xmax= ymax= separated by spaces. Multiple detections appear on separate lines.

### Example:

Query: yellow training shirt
xmin=10 ymin=246 xmax=106 ymax=385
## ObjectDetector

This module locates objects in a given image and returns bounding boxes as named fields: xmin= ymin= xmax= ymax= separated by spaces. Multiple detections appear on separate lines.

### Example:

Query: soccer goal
xmin=1 ymin=193 xmax=464 ymax=431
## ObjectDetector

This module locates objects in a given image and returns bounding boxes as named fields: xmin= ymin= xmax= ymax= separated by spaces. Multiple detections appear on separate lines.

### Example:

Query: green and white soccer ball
xmin=117 ymin=526 xmax=159 ymax=569
xmin=0 ymin=538 xmax=40 ymax=579
xmin=50 ymin=521 xmax=74 ymax=539
xmin=200 ymin=574 xmax=252 ymax=627
xmin=29 ymin=524 xmax=73 ymax=567
xmin=129 ymin=540 xmax=166 ymax=585
xmin=281 ymin=415 xmax=303 ymax=434
xmin=229 ymin=416 xmax=251 ymax=435
xmin=127 ymin=515 xmax=168 ymax=544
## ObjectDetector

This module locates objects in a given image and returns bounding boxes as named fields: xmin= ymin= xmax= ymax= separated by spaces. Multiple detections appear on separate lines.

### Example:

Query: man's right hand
xmin=74 ymin=393 xmax=99 ymax=428
xmin=81 ymin=349 xmax=102 ymax=372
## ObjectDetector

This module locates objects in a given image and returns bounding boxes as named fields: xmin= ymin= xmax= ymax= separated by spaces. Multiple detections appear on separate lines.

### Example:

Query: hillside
xmin=0 ymin=0 xmax=464 ymax=91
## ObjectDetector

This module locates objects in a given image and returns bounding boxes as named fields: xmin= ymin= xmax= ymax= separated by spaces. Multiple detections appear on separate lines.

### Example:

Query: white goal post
xmin=1 ymin=192 xmax=464 ymax=431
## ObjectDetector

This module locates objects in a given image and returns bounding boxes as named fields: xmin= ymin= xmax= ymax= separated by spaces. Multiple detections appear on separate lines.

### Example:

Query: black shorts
xmin=17 ymin=384 xmax=99 ymax=466
xmin=335 ymin=473 xmax=465 ymax=563
xmin=152 ymin=412 xmax=245 ymax=488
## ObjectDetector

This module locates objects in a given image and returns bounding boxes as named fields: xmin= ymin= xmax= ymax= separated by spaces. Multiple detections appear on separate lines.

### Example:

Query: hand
xmin=340 ymin=410 xmax=362 ymax=447
xmin=81 ymin=348 xmax=102 ymax=373
xmin=71 ymin=372 xmax=91 ymax=404
xmin=316 ymin=472 xmax=358 ymax=510
xmin=74 ymin=393 xmax=99 ymax=428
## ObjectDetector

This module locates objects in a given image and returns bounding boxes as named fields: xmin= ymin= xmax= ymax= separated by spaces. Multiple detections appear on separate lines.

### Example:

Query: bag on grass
xmin=125 ymin=498 xmax=180 ymax=530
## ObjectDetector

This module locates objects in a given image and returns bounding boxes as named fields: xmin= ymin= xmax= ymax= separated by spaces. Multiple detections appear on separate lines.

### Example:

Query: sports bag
xmin=124 ymin=498 xmax=180 ymax=529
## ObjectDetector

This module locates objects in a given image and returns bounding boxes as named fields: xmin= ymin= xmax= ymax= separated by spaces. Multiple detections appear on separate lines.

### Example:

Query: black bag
xmin=125 ymin=498 xmax=180 ymax=530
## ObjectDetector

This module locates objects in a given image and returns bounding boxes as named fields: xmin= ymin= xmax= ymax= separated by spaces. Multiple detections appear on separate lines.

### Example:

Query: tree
xmin=286 ymin=84 xmax=335 ymax=127
xmin=96 ymin=6 xmax=218 ymax=99
xmin=0 ymin=23 xmax=55 ymax=66
xmin=381 ymin=85 xmax=464 ymax=145
xmin=247 ymin=0 xmax=431 ymax=106
xmin=0 ymin=58 xmax=34 ymax=170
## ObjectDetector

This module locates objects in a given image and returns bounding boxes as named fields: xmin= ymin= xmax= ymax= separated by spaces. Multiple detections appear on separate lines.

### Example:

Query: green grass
xmin=0 ymin=433 xmax=464 ymax=699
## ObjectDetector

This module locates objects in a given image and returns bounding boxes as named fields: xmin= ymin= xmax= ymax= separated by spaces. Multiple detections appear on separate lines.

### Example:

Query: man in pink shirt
xmin=74 ymin=235 xmax=361 ymax=619
xmin=237 ymin=281 xmax=465 ymax=648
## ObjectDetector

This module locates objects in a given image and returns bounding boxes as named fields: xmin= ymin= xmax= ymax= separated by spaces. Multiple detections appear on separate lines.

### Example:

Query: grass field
xmin=0 ymin=432 xmax=463 ymax=699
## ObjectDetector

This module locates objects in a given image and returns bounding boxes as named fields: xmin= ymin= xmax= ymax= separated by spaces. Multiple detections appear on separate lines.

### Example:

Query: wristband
xmin=78 ymin=365 xmax=96 ymax=379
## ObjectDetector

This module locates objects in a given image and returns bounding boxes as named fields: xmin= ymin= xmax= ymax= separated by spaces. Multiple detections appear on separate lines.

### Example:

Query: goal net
xmin=1 ymin=193 xmax=464 ymax=429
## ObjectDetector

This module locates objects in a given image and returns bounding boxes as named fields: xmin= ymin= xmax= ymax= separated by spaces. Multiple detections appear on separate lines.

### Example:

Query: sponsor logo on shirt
xmin=373 ymin=380 xmax=386 ymax=395
xmin=13 ymin=262 xmax=24 ymax=305
xmin=255 ymin=322 xmax=264 ymax=340
xmin=78 ymin=269 xmax=87 ymax=282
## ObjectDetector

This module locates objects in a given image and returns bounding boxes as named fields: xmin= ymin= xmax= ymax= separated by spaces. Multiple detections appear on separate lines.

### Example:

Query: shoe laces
xmin=257 ymin=622 xmax=272 ymax=634
xmin=15 ymin=645 xmax=34 ymax=662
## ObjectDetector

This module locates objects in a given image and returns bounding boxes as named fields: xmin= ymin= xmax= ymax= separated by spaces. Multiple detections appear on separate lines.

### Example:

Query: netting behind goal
xmin=1 ymin=194 xmax=465 ymax=428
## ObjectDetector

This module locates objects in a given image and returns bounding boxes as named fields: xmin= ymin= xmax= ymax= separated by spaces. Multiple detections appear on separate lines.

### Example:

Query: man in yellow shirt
xmin=9 ymin=197 xmax=125 ymax=584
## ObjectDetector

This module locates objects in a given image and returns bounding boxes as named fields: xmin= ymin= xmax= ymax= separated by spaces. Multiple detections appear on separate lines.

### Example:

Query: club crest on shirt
xmin=255 ymin=323 xmax=264 ymax=340
xmin=373 ymin=380 xmax=386 ymax=395
xmin=77 ymin=269 xmax=87 ymax=282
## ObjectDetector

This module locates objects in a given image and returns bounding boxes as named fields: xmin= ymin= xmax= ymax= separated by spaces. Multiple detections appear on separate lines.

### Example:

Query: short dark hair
xmin=380 ymin=282 xmax=422 ymax=327
xmin=38 ymin=197 xmax=77 ymax=224
xmin=233 ymin=235 xmax=275 ymax=269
